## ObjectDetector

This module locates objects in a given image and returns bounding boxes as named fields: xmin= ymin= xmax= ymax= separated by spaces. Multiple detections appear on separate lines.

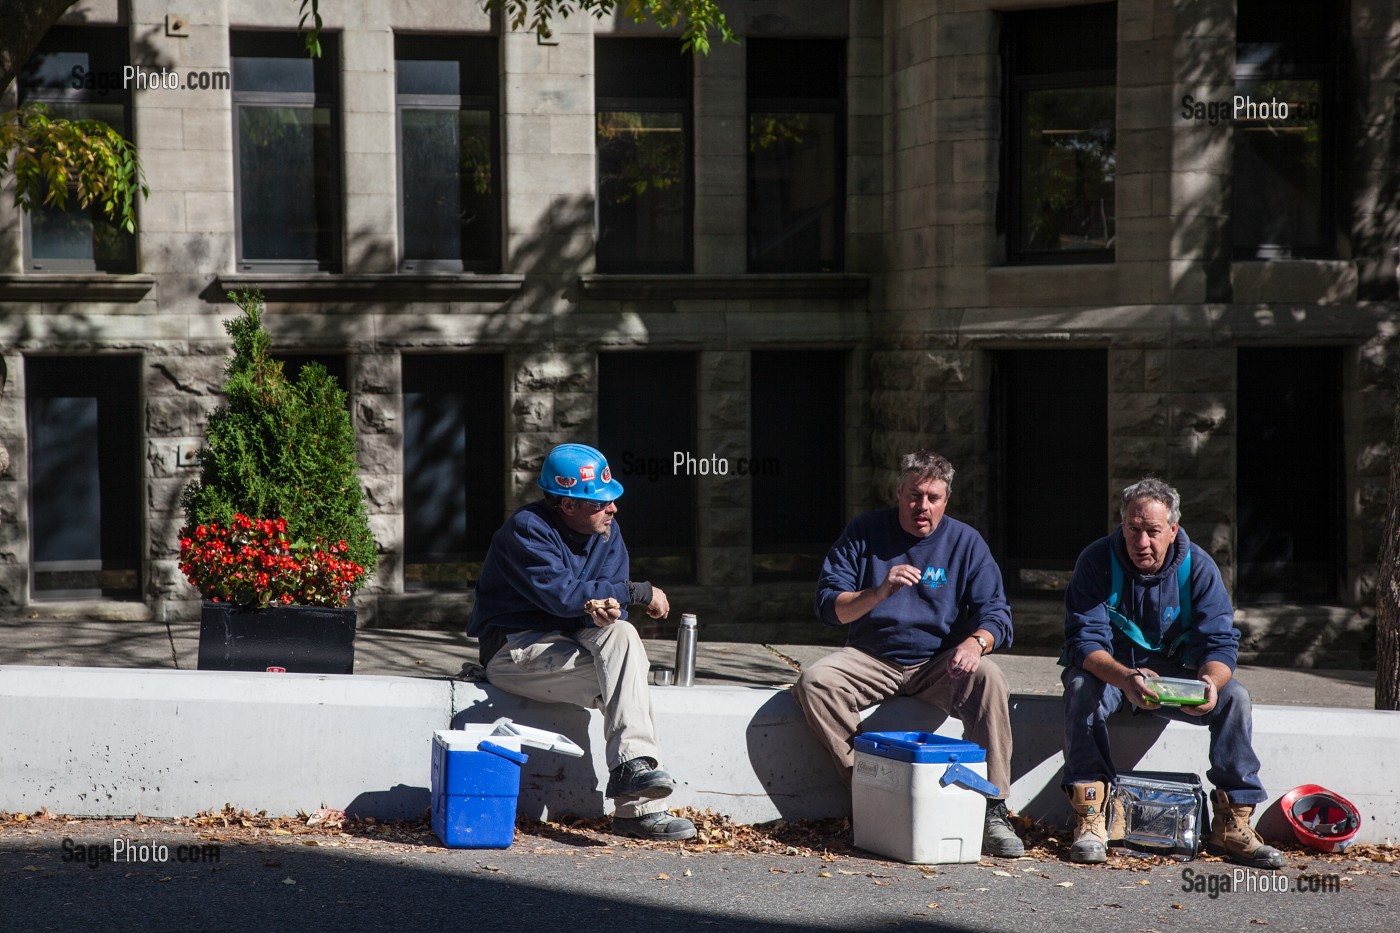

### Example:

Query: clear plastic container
xmin=1144 ymin=676 xmax=1208 ymax=706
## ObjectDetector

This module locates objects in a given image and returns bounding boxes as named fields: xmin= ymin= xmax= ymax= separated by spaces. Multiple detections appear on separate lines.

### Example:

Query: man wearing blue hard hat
xmin=468 ymin=443 xmax=694 ymax=841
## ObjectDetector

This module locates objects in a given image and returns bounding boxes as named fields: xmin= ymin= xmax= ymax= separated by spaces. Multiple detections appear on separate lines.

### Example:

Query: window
xmin=273 ymin=353 xmax=348 ymax=393
xmin=402 ymin=355 xmax=505 ymax=590
xmin=751 ymin=351 xmax=844 ymax=580
xmin=598 ymin=352 xmax=697 ymax=582
xmin=594 ymin=39 xmax=692 ymax=272
xmin=396 ymin=36 xmax=500 ymax=271
xmin=1003 ymin=4 xmax=1116 ymax=262
xmin=1232 ymin=0 xmax=1335 ymax=258
xmin=17 ymin=27 xmax=136 ymax=273
xmin=990 ymin=349 xmax=1107 ymax=595
xmin=231 ymin=32 xmax=341 ymax=272
xmin=26 ymin=356 xmax=142 ymax=599
xmin=1236 ymin=347 xmax=1341 ymax=602
xmin=747 ymin=40 xmax=844 ymax=272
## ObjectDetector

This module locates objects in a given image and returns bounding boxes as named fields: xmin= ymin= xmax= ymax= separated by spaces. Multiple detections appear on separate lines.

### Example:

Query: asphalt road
xmin=1 ymin=825 xmax=1396 ymax=933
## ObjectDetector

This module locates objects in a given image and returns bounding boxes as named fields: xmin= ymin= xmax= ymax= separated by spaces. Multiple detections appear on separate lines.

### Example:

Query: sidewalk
xmin=0 ymin=616 xmax=1379 ymax=708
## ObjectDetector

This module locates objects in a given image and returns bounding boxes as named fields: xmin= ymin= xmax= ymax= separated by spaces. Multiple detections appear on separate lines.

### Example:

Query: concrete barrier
xmin=2 ymin=666 xmax=1396 ymax=844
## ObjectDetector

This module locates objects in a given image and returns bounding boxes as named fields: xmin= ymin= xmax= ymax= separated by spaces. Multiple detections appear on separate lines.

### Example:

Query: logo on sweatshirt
xmin=921 ymin=566 xmax=947 ymax=589
xmin=1162 ymin=605 xmax=1180 ymax=623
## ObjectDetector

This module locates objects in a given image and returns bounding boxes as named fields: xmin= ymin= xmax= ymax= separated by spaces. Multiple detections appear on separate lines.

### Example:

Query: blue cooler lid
xmin=853 ymin=731 xmax=987 ymax=764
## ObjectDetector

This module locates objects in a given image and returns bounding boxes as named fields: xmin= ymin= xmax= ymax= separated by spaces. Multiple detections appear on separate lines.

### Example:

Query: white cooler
xmin=852 ymin=731 xmax=999 ymax=864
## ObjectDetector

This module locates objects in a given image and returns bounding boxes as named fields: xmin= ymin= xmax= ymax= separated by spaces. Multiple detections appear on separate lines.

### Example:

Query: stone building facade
xmin=0 ymin=0 xmax=1396 ymax=665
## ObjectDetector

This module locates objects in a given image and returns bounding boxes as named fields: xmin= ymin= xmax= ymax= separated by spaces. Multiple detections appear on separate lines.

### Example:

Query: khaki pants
xmin=792 ymin=646 xmax=1014 ymax=798
xmin=485 ymin=619 xmax=666 ymax=818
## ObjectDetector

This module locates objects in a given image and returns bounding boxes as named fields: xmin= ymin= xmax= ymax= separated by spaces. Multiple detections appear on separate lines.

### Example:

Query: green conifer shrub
xmin=180 ymin=289 xmax=376 ymax=603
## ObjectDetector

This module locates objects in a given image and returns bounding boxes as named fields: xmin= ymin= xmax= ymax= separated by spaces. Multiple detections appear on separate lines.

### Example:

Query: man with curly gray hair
xmin=1060 ymin=477 xmax=1282 ymax=869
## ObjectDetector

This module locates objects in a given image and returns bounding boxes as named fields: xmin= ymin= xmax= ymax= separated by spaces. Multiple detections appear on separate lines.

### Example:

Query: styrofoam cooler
xmin=431 ymin=719 xmax=584 ymax=849
xmin=851 ymin=731 xmax=999 ymax=864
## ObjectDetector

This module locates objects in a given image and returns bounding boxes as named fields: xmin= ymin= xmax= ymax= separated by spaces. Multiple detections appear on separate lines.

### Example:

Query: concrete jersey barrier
xmin=0 ymin=665 xmax=1395 ymax=845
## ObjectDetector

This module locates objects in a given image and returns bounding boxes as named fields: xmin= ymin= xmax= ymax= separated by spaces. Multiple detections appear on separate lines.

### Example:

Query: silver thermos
xmin=674 ymin=613 xmax=697 ymax=687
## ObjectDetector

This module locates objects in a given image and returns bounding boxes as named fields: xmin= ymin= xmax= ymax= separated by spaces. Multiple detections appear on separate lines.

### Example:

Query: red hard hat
xmin=1279 ymin=784 xmax=1361 ymax=854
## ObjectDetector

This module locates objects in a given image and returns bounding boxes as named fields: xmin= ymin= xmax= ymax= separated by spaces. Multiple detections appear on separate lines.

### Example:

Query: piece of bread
xmin=583 ymin=597 xmax=620 ymax=613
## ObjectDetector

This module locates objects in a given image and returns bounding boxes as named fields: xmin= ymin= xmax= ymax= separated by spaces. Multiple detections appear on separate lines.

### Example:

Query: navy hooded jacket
xmin=1062 ymin=526 xmax=1239 ymax=671
xmin=467 ymin=500 xmax=634 ymax=640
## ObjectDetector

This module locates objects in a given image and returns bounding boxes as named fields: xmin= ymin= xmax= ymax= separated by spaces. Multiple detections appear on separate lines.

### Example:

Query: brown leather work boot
xmin=1209 ymin=789 xmax=1285 ymax=869
xmin=1065 ymin=781 xmax=1109 ymax=863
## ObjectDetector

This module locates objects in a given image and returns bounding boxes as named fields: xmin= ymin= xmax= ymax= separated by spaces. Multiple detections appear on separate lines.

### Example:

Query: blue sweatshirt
xmin=815 ymin=509 xmax=1013 ymax=666
xmin=1062 ymin=526 xmax=1239 ymax=671
xmin=467 ymin=501 xmax=634 ymax=639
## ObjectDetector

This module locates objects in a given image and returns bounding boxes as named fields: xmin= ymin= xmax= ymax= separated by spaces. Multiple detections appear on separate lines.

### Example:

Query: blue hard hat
xmin=537 ymin=443 xmax=624 ymax=501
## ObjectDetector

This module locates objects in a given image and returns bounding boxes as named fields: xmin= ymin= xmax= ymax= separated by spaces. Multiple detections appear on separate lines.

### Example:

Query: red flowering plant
xmin=179 ymin=514 xmax=367 ymax=609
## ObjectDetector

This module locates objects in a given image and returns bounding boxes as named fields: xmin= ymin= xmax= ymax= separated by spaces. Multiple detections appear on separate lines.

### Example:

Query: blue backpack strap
xmin=1103 ymin=547 xmax=1159 ymax=653
xmin=1169 ymin=549 xmax=1194 ymax=658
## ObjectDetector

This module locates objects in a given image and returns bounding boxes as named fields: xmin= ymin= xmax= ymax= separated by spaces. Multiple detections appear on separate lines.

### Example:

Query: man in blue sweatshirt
xmin=793 ymin=450 xmax=1024 ymax=858
xmin=467 ymin=443 xmax=695 ymax=842
xmin=1061 ymin=477 xmax=1283 ymax=869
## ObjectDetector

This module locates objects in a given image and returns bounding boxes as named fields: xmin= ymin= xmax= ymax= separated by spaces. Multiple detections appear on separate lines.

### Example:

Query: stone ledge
xmin=0 ymin=274 xmax=155 ymax=302
xmin=578 ymin=273 xmax=871 ymax=301
xmin=1231 ymin=260 xmax=1359 ymax=305
xmin=212 ymin=273 xmax=525 ymax=303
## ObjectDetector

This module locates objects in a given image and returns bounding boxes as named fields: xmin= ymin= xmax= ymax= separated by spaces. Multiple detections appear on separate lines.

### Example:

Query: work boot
xmin=1209 ymin=789 xmax=1285 ymax=869
xmin=605 ymin=757 xmax=676 ymax=800
xmin=983 ymin=799 xmax=1025 ymax=857
xmin=612 ymin=810 xmax=697 ymax=841
xmin=1065 ymin=781 xmax=1109 ymax=864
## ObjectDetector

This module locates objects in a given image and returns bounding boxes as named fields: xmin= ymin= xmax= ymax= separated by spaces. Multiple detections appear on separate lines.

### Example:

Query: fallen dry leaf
xmin=656 ymin=873 xmax=670 ymax=880
xmin=1056 ymin=881 xmax=1073 ymax=887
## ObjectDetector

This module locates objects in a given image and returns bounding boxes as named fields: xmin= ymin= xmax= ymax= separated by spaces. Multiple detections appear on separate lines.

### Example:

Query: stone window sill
xmin=0 ymin=274 xmax=155 ymax=301
xmin=213 ymin=273 xmax=525 ymax=303
xmin=578 ymin=273 xmax=870 ymax=301
xmin=1229 ymin=260 xmax=1357 ymax=305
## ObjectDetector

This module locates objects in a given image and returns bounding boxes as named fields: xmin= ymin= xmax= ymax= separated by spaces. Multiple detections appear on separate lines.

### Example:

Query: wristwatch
xmin=973 ymin=634 xmax=990 ymax=655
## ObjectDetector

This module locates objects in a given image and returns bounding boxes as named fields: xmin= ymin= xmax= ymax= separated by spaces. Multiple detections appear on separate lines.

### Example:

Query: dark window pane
xmin=273 ymin=354 xmax=347 ymax=391
xmin=231 ymin=33 xmax=336 ymax=93
xmin=598 ymin=353 xmax=697 ymax=583
xmin=403 ymin=355 xmax=505 ymax=589
xmin=751 ymin=351 xmax=844 ymax=580
xmin=748 ymin=39 xmax=843 ymax=101
xmin=1237 ymin=347 xmax=1340 ymax=602
xmin=1018 ymin=86 xmax=1116 ymax=252
xmin=238 ymin=105 xmax=338 ymax=262
xmin=401 ymin=109 xmax=496 ymax=263
xmin=1231 ymin=79 xmax=1324 ymax=252
xmin=26 ymin=356 xmax=141 ymax=598
xmin=596 ymin=111 xmax=687 ymax=269
xmin=749 ymin=112 xmax=839 ymax=271
xmin=395 ymin=37 xmax=497 ymax=98
xmin=991 ymin=350 xmax=1107 ymax=595
xmin=595 ymin=39 xmax=688 ymax=100
xmin=1011 ymin=4 xmax=1117 ymax=77
xmin=1004 ymin=5 xmax=1117 ymax=261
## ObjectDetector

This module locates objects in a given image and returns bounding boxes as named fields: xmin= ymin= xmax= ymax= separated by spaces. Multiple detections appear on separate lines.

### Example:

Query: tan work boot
xmin=1209 ymin=789 xmax=1285 ymax=869
xmin=1065 ymin=781 xmax=1109 ymax=863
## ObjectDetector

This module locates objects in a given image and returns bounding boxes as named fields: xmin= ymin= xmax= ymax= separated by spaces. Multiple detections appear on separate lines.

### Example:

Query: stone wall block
xmin=352 ymin=353 xmax=400 ymax=395
xmin=920 ymin=350 xmax=970 ymax=389
xmin=1169 ymin=348 xmax=1234 ymax=393
xmin=515 ymin=353 xmax=594 ymax=393
xmin=147 ymin=477 xmax=187 ymax=514
xmin=360 ymin=473 xmax=399 ymax=513
xmin=1110 ymin=393 xmax=1168 ymax=435
xmin=697 ymin=546 xmax=748 ymax=587
xmin=146 ymin=397 xmax=203 ymax=437
xmin=552 ymin=393 xmax=594 ymax=432
xmin=1171 ymin=395 xmax=1231 ymax=436
xmin=871 ymin=390 xmax=923 ymax=433
xmin=356 ymin=433 xmax=402 ymax=476
xmin=1110 ymin=348 xmax=1146 ymax=392
xmin=512 ymin=395 xmax=553 ymax=432
xmin=356 ymin=394 xmax=400 ymax=435
xmin=146 ymin=358 xmax=222 ymax=397
xmin=1113 ymin=436 xmax=1169 ymax=478
xmin=513 ymin=433 xmax=557 ymax=472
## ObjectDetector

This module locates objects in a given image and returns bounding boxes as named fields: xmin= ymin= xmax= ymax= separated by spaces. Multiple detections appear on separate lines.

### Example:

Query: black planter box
xmin=198 ymin=601 xmax=356 ymax=674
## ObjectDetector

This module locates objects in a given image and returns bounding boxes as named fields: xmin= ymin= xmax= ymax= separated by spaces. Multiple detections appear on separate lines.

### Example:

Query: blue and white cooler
xmin=852 ymin=731 xmax=1000 ymax=864
xmin=431 ymin=718 xmax=584 ymax=849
